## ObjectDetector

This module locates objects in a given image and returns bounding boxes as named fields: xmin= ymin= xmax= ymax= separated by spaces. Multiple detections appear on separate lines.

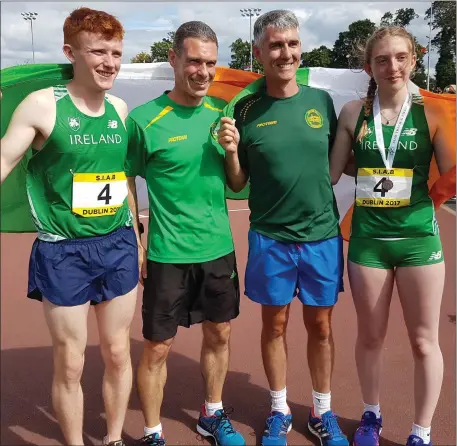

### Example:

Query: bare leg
xmin=43 ymin=298 xmax=90 ymax=445
xmin=95 ymin=286 xmax=138 ymax=442
xmin=201 ymin=321 xmax=231 ymax=403
xmin=348 ymin=261 xmax=395 ymax=405
xmin=261 ymin=305 xmax=290 ymax=391
xmin=302 ymin=306 xmax=334 ymax=394
xmin=137 ymin=337 xmax=174 ymax=428
xmin=396 ymin=263 xmax=445 ymax=427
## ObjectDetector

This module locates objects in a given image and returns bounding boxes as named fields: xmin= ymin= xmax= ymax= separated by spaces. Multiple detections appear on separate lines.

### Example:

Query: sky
xmin=1 ymin=1 xmax=437 ymax=74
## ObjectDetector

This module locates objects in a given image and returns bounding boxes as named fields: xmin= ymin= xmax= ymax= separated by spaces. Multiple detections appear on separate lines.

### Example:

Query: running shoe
xmin=137 ymin=432 xmax=166 ymax=445
xmin=197 ymin=406 xmax=245 ymax=445
xmin=308 ymin=409 xmax=349 ymax=446
xmin=103 ymin=439 xmax=126 ymax=446
xmin=261 ymin=411 xmax=292 ymax=446
xmin=353 ymin=411 xmax=382 ymax=446
xmin=406 ymin=434 xmax=432 ymax=446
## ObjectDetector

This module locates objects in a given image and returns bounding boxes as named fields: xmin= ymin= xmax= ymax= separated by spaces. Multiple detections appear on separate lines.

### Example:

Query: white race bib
xmin=356 ymin=168 xmax=413 ymax=208
xmin=72 ymin=172 xmax=127 ymax=217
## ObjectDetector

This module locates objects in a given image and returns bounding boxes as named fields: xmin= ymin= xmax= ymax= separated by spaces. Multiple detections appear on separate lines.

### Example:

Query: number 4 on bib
xmin=72 ymin=172 xmax=128 ymax=217
xmin=356 ymin=167 xmax=413 ymax=208
xmin=97 ymin=184 xmax=113 ymax=205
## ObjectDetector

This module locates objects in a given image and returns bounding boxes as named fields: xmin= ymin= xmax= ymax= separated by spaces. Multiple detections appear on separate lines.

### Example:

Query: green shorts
xmin=348 ymin=236 xmax=444 ymax=269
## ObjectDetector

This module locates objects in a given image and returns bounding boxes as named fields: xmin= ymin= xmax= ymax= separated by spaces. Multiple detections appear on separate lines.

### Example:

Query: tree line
xmin=130 ymin=3 xmax=456 ymax=90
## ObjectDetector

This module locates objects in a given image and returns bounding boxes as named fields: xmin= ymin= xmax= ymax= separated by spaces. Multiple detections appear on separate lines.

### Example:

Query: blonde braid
xmin=356 ymin=77 xmax=377 ymax=143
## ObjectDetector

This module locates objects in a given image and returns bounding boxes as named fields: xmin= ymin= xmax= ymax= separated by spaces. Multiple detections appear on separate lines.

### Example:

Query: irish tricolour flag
xmin=1 ymin=63 xmax=455 ymax=238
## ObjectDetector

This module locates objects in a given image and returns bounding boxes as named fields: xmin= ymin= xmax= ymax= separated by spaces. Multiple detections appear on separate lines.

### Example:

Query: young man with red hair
xmin=1 ymin=7 xmax=139 ymax=446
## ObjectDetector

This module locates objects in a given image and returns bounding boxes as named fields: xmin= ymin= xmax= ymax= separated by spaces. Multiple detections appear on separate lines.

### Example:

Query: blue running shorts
xmin=28 ymin=226 xmax=139 ymax=307
xmin=245 ymin=230 xmax=344 ymax=307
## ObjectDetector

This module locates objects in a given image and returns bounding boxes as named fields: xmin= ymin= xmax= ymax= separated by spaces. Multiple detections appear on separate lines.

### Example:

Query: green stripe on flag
xmin=296 ymin=67 xmax=310 ymax=86
xmin=1 ymin=64 xmax=74 ymax=233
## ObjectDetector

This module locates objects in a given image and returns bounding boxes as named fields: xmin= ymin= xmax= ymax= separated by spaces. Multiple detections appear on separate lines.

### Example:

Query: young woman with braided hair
xmin=330 ymin=26 xmax=453 ymax=446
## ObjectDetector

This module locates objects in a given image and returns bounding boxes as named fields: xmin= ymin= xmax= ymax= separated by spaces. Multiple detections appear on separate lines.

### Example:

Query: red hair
xmin=63 ymin=7 xmax=124 ymax=46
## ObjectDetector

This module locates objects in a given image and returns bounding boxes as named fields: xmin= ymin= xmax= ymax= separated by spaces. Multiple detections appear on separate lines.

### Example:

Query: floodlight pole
xmin=240 ymin=8 xmax=262 ymax=71
xmin=427 ymin=2 xmax=433 ymax=91
xmin=21 ymin=12 xmax=38 ymax=63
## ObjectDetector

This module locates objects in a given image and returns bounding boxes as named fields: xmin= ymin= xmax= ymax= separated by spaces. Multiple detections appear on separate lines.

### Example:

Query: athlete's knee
xmin=262 ymin=307 xmax=288 ymax=339
xmin=410 ymin=335 xmax=440 ymax=360
xmin=357 ymin=325 xmax=387 ymax=350
xmin=54 ymin=346 xmax=85 ymax=384
xmin=102 ymin=338 xmax=131 ymax=373
xmin=262 ymin=320 xmax=287 ymax=340
xmin=305 ymin=312 xmax=332 ymax=343
xmin=142 ymin=338 xmax=173 ymax=368
xmin=203 ymin=321 xmax=231 ymax=349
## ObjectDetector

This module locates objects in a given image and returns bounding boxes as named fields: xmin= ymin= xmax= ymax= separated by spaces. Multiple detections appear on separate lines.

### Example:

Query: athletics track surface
xmin=1 ymin=201 xmax=455 ymax=445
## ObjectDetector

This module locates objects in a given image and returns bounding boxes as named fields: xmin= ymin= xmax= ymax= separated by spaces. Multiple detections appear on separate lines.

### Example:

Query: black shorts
xmin=142 ymin=251 xmax=240 ymax=341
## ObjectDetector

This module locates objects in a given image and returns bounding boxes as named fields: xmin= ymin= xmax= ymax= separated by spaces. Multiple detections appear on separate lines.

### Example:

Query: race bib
xmin=356 ymin=168 xmax=413 ymax=208
xmin=72 ymin=172 xmax=127 ymax=217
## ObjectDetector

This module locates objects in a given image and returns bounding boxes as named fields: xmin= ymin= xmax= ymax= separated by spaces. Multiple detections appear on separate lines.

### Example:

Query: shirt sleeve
xmin=234 ymin=104 xmax=249 ymax=174
xmin=124 ymin=115 xmax=146 ymax=178
xmin=327 ymin=93 xmax=338 ymax=153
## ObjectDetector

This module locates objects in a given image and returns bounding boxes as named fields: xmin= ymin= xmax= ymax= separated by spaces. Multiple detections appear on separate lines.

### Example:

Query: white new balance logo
xmin=428 ymin=251 xmax=442 ymax=261
xmin=402 ymin=128 xmax=417 ymax=136
xmin=107 ymin=120 xmax=118 ymax=129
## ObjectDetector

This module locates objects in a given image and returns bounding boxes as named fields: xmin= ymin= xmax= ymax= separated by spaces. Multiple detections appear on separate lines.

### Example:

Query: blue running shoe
xmin=308 ymin=410 xmax=349 ymax=446
xmin=406 ymin=435 xmax=432 ymax=446
xmin=137 ymin=432 xmax=165 ymax=445
xmin=261 ymin=411 xmax=293 ymax=446
xmin=197 ymin=406 xmax=246 ymax=446
xmin=353 ymin=411 xmax=382 ymax=446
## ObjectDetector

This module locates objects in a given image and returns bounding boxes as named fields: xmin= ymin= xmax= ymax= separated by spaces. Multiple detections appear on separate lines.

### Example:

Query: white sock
xmin=144 ymin=423 xmax=162 ymax=437
xmin=312 ymin=390 xmax=331 ymax=417
xmin=270 ymin=387 xmax=289 ymax=414
xmin=411 ymin=424 xmax=431 ymax=444
xmin=363 ymin=402 xmax=381 ymax=419
xmin=205 ymin=400 xmax=224 ymax=417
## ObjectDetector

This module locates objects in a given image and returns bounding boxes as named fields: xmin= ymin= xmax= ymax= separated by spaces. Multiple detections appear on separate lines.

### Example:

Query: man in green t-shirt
xmin=125 ymin=21 xmax=244 ymax=446
xmin=219 ymin=10 xmax=348 ymax=446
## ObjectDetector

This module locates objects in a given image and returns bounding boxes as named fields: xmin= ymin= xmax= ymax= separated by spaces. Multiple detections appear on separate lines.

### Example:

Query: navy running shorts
xmin=245 ymin=230 xmax=344 ymax=307
xmin=28 ymin=226 xmax=139 ymax=306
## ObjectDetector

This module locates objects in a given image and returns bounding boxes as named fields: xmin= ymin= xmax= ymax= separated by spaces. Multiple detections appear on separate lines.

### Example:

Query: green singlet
xmin=125 ymin=93 xmax=234 ymax=263
xmin=351 ymin=94 xmax=438 ymax=239
xmin=26 ymin=86 xmax=132 ymax=242
xmin=234 ymin=84 xmax=340 ymax=243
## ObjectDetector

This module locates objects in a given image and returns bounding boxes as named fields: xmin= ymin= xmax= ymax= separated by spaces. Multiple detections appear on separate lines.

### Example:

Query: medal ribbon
xmin=373 ymin=92 xmax=412 ymax=169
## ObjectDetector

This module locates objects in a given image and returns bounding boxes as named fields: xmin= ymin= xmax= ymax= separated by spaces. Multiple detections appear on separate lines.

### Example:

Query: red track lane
xmin=1 ymin=202 xmax=455 ymax=445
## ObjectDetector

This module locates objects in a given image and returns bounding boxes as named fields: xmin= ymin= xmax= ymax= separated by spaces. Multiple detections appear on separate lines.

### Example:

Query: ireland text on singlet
xmin=351 ymin=94 xmax=438 ymax=238
xmin=26 ymin=86 xmax=132 ymax=241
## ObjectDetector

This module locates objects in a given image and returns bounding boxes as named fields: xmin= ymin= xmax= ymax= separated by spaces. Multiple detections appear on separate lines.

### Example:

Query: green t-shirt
xmin=235 ymin=84 xmax=340 ymax=243
xmin=125 ymin=92 xmax=234 ymax=263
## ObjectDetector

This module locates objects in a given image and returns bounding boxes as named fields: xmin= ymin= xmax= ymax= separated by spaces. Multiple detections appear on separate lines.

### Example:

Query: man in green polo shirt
xmin=125 ymin=21 xmax=245 ymax=446
xmin=219 ymin=10 xmax=348 ymax=446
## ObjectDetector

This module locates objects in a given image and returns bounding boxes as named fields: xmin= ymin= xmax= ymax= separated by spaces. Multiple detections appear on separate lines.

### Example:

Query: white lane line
xmin=139 ymin=208 xmax=249 ymax=219
xmin=441 ymin=205 xmax=456 ymax=216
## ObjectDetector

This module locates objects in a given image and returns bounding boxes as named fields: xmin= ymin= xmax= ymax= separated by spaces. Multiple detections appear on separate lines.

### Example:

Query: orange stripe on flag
xmin=209 ymin=67 xmax=261 ymax=102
